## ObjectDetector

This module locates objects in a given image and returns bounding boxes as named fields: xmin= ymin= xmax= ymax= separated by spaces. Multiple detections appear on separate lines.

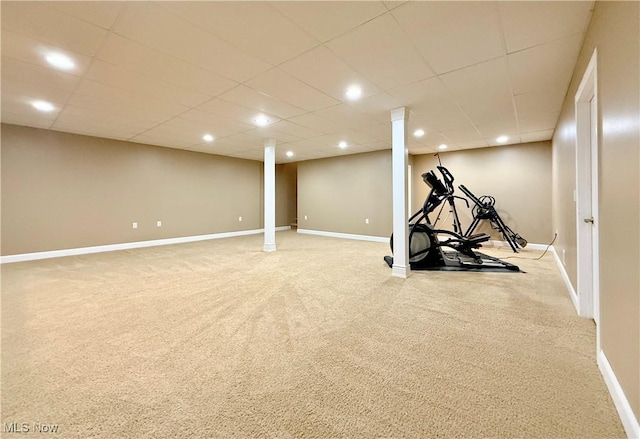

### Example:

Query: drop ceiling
xmin=1 ymin=1 xmax=594 ymax=163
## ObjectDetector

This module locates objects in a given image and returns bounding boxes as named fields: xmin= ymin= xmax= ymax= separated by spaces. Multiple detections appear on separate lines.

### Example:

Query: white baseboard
xmin=550 ymin=245 xmax=580 ymax=313
xmin=0 ymin=226 xmax=291 ymax=264
xmin=296 ymin=228 xmax=388 ymax=243
xmin=598 ymin=350 xmax=640 ymax=438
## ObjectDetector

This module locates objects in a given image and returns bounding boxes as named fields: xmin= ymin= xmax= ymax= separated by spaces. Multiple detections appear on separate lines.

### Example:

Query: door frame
xmin=574 ymin=49 xmax=600 ymax=333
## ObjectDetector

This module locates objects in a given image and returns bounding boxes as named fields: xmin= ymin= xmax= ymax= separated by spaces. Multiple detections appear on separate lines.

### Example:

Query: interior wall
xmin=1 ymin=124 xmax=262 ymax=255
xmin=552 ymin=1 xmax=639 ymax=420
xmin=297 ymin=150 xmax=392 ymax=237
xmin=276 ymin=163 xmax=297 ymax=227
xmin=411 ymin=141 xmax=552 ymax=245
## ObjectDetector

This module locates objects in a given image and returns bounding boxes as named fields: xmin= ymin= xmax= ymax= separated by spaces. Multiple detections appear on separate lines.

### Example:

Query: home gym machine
xmin=459 ymin=185 xmax=528 ymax=253
xmin=383 ymin=165 xmax=520 ymax=272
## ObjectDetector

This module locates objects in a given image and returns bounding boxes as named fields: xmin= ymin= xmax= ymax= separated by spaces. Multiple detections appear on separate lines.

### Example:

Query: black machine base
xmin=384 ymin=251 xmax=520 ymax=272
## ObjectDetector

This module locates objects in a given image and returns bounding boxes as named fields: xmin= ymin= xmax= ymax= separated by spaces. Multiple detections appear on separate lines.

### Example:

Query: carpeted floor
xmin=1 ymin=231 xmax=626 ymax=438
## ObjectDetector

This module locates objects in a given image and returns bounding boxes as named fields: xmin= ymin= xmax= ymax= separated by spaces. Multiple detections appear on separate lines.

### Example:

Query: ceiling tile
xmin=456 ymin=139 xmax=490 ymax=150
xmin=66 ymin=94 xmax=171 ymax=126
xmin=499 ymin=1 xmax=594 ymax=53
xmin=178 ymin=109 xmax=254 ymax=135
xmin=1 ymin=30 xmax=93 ymax=76
xmin=160 ymin=2 xmax=319 ymax=65
xmin=388 ymin=77 xmax=472 ymax=132
xmin=96 ymin=34 xmax=237 ymax=98
xmin=326 ymin=14 xmax=434 ymax=90
xmin=0 ymin=110 xmax=55 ymax=129
xmin=74 ymin=80 xmax=189 ymax=117
xmin=1 ymin=57 xmax=81 ymax=93
xmin=245 ymin=68 xmax=338 ymax=112
xmin=280 ymin=45 xmax=379 ymax=101
xmin=1 ymin=79 xmax=74 ymax=114
xmin=487 ymin=135 xmax=521 ymax=147
xmin=54 ymin=106 xmax=150 ymax=137
xmin=508 ymin=34 xmax=584 ymax=95
xmin=218 ymin=85 xmax=306 ymax=120
xmin=271 ymin=1 xmax=388 ymax=43
xmin=48 ymin=2 xmax=124 ymax=30
xmin=392 ymin=1 xmax=505 ymax=74
xmin=281 ymin=138 xmax=330 ymax=153
xmin=517 ymin=111 xmax=560 ymax=133
xmin=286 ymin=112 xmax=344 ymax=135
xmin=113 ymin=2 xmax=271 ymax=82
xmin=260 ymin=120 xmax=324 ymax=140
xmin=346 ymin=92 xmax=402 ymax=124
xmin=196 ymin=98 xmax=278 ymax=127
xmin=438 ymin=127 xmax=483 ymax=144
xmin=1 ymin=2 xmax=109 ymax=57
xmin=314 ymin=104 xmax=373 ymax=130
xmin=440 ymin=57 xmax=513 ymax=108
xmin=514 ymin=89 xmax=565 ymax=118
xmin=85 ymin=60 xmax=211 ymax=108
xmin=519 ymin=130 xmax=554 ymax=143
xmin=408 ymin=130 xmax=454 ymax=150
xmin=465 ymin=105 xmax=518 ymax=138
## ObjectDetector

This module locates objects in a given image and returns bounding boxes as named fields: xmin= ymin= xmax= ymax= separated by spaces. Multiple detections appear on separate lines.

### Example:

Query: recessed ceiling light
xmin=286 ymin=151 xmax=294 ymax=158
xmin=31 ymin=100 xmax=55 ymax=112
xmin=413 ymin=129 xmax=425 ymax=138
xmin=438 ymin=144 xmax=448 ymax=150
xmin=345 ymin=85 xmax=362 ymax=101
xmin=253 ymin=115 xmax=271 ymax=127
xmin=203 ymin=134 xmax=214 ymax=142
xmin=496 ymin=135 xmax=509 ymax=144
xmin=338 ymin=141 xmax=348 ymax=149
xmin=45 ymin=52 xmax=75 ymax=70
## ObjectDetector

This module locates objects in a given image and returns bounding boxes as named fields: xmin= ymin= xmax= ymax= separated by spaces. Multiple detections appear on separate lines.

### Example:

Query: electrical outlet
xmin=157 ymin=220 xmax=162 ymax=227
xmin=238 ymin=216 xmax=243 ymax=222
xmin=304 ymin=215 xmax=308 ymax=220
xmin=132 ymin=222 xmax=138 ymax=229
xmin=365 ymin=218 xmax=369 ymax=224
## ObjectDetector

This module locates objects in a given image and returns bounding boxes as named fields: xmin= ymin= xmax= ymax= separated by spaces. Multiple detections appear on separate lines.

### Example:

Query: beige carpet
xmin=1 ymin=231 xmax=625 ymax=438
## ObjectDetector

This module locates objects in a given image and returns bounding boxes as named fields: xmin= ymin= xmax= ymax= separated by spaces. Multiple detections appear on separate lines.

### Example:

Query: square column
xmin=263 ymin=138 xmax=276 ymax=252
xmin=390 ymin=108 xmax=410 ymax=278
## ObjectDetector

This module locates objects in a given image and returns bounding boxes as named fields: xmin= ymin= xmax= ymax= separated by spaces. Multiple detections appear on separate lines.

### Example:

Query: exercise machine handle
xmin=422 ymin=171 xmax=447 ymax=195
xmin=437 ymin=166 xmax=455 ymax=192
xmin=458 ymin=184 xmax=482 ymax=206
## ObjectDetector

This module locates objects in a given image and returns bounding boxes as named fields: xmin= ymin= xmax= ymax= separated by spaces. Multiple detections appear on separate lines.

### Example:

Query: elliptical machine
xmin=384 ymin=166 xmax=520 ymax=272
xmin=459 ymin=184 xmax=528 ymax=253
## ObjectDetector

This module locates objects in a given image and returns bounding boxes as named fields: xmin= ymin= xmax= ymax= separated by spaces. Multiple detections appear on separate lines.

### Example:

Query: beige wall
xmin=1 ymin=124 xmax=263 ymax=255
xmin=552 ymin=1 xmax=639 ymax=419
xmin=297 ymin=150 xmax=392 ymax=237
xmin=276 ymin=163 xmax=297 ymax=227
xmin=412 ymin=141 xmax=552 ymax=245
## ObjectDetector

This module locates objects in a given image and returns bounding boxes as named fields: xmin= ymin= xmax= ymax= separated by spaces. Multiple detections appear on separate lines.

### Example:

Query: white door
xmin=575 ymin=49 xmax=599 ymax=328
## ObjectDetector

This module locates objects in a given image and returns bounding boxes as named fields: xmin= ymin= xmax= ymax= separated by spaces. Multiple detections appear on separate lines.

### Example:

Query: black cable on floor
xmin=500 ymin=233 xmax=557 ymax=261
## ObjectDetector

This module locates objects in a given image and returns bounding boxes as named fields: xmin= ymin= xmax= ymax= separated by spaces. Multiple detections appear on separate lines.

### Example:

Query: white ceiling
xmin=1 ymin=1 xmax=594 ymax=163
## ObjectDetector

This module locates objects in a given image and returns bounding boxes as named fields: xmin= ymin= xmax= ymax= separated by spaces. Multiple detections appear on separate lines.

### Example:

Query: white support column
xmin=263 ymin=138 xmax=276 ymax=252
xmin=390 ymin=107 xmax=410 ymax=278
